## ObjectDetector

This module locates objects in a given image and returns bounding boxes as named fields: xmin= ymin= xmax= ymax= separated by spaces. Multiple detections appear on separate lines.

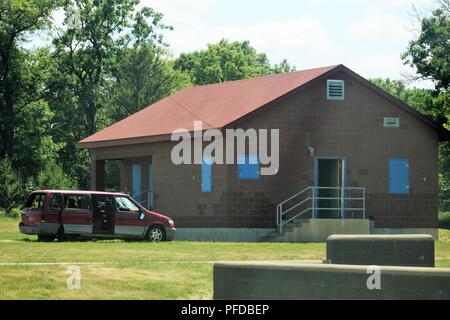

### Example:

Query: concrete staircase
xmin=260 ymin=220 xmax=309 ymax=243
xmin=260 ymin=218 xmax=370 ymax=243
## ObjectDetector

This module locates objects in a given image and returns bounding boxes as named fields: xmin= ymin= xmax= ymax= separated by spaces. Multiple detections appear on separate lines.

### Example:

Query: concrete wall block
xmin=326 ymin=234 xmax=435 ymax=267
xmin=214 ymin=262 xmax=450 ymax=300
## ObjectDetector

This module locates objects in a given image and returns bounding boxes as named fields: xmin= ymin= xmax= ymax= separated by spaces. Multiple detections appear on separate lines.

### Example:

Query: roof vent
xmin=384 ymin=117 xmax=400 ymax=128
xmin=327 ymin=80 xmax=345 ymax=100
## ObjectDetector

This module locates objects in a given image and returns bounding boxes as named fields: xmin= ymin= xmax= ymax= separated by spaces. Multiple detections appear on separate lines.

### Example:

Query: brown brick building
xmin=80 ymin=65 xmax=450 ymax=242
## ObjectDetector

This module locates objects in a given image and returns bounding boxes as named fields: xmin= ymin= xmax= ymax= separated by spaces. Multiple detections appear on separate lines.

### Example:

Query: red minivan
xmin=19 ymin=190 xmax=176 ymax=242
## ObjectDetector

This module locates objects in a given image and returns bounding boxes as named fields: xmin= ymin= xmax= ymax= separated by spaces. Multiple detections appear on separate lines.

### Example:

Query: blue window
xmin=202 ymin=156 xmax=212 ymax=193
xmin=238 ymin=155 xmax=260 ymax=180
xmin=389 ymin=158 xmax=409 ymax=194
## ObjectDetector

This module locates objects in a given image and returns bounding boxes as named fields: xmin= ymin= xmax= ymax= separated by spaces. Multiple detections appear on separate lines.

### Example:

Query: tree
xmin=11 ymin=48 xmax=65 ymax=181
xmin=402 ymin=0 xmax=450 ymax=91
xmin=110 ymin=43 xmax=191 ymax=122
xmin=174 ymin=39 xmax=295 ymax=86
xmin=0 ymin=157 xmax=21 ymax=214
xmin=14 ymin=100 xmax=64 ymax=179
xmin=0 ymin=0 xmax=60 ymax=158
xmin=272 ymin=59 xmax=297 ymax=74
xmin=36 ymin=160 xmax=76 ymax=190
xmin=52 ymin=0 xmax=171 ymax=135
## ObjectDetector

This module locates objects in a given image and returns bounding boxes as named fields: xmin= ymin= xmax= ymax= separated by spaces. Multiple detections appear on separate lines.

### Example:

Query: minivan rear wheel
xmin=147 ymin=225 xmax=165 ymax=242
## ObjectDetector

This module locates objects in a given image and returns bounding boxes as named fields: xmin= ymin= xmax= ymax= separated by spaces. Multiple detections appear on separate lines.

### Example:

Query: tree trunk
xmin=84 ymin=102 xmax=97 ymax=135
xmin=4 ymin=89 xmax=14 ymax=157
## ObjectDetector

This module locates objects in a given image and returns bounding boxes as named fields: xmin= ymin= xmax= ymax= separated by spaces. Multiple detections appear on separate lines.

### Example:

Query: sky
xmin=138 ymin=0 xmax=438 ymax=88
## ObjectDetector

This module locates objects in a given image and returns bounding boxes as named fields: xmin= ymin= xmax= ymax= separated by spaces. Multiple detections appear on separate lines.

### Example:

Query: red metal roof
xmin=79 ymin=65 xmax=339 ymax=147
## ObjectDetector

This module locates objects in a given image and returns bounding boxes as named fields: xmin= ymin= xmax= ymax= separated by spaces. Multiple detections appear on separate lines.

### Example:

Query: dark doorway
xmin=92 ymin=195 xmax=115 ymax=235
xmin=315 ymin=158 xmax=345 ymax=219
xmin=105 ymin=160 xmax=121 ymax=192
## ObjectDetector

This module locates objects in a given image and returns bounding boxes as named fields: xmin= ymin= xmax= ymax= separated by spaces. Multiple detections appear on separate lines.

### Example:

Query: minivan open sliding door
xmin=92 ymin=195 xmax=115 ymax=235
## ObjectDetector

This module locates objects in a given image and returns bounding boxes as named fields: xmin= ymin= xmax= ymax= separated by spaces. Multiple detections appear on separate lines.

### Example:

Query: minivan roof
xmin=33 ymin=190 xmax=129 ymax=196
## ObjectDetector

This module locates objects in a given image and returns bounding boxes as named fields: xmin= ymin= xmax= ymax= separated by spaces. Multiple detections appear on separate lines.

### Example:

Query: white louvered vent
xmin=327 ymin=80 xmax=345 ymax=100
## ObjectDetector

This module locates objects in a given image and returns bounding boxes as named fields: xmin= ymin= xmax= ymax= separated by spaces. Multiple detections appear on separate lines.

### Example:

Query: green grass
xmin=0 ymin=216 xmax=324 ymax=299
xmin=1 ymin=216 xmax=450 ymax=299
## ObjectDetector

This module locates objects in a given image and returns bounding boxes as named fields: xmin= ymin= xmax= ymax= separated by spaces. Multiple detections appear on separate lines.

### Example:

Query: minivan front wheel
xmin=56 ymin=227 xmax=67 ymax=242
xmin=147 ymin=226 xmax=165 ymax=242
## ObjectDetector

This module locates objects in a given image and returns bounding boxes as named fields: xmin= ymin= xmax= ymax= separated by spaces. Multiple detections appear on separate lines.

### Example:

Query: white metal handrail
xmin=277 ymin=187 xmax=366 ymax=234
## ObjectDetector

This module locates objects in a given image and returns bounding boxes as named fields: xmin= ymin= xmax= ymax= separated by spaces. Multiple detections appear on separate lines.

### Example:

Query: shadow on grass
xmin=14 ymin=237 xmax=160 ymax=244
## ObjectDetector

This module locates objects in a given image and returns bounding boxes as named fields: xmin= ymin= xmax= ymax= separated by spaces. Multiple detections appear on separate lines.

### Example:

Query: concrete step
xmin=260 ymin=235 xmax=288 ymax=243
xmin=260 ymin=219 xmax=312 ymax=242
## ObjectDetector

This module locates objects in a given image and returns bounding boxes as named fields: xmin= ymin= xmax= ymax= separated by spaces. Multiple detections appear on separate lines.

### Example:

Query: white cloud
xmin=345 ymin=14 xmax=416 ymax=44
xmin=350 ymin=53 xmax=406 ymax=78
xmin=217 ymin=18 xmax=330 ymax=62
xmin=140 ymin=0 xmax=217 ymax=25
xmin=347 ymin=52 xmax=434 ymax=88
xmin=162 ymin=17 xmax=330 ymax=67
xmin=306 ymin=0 xmax=434 ymax=7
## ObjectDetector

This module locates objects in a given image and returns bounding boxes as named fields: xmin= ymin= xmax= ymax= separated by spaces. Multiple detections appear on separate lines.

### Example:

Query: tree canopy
xmin=174 ymin=39 xmax=295 ymax=86
xmin=402 ymin=0 xmax=450 ymax=91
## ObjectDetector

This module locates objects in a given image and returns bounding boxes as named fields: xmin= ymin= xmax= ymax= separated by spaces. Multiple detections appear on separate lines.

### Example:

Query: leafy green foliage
xmin=174 ymin=39 xmax=295 ymax=86
xmin=13 ymin=100 xmax=64 ymax=178
xmin=402 ymin=0 xmax=450 ymax=90
xmin=36 ymin=161 xmax=76 ymax=190
xmin=0 ymin=157 xmax=21 ymax=214
xmin=52 ymin=0 xmax=171 ymax=135
xmin=110 ymin=43 xmax=191 ymax=122
xmin=105 ymin=160 xmax=120 ymax=192
xmin=0 ymin=0 xmax=61 ymax=158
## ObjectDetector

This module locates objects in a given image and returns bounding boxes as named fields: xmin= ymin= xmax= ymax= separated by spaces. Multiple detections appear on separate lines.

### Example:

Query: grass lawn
xmin=0 ymin=216 xmax=449 ymax=300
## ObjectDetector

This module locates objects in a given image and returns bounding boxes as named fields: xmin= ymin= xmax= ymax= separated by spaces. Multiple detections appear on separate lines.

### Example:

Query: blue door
xmin=389 ymin=158 xmax=409 ymax=194
xmin=132 ymin=164 xmax=142 ymax=202
xmin=148 ymin=163 xmax=154 ymax=209
xmin=202 ymin=156 xmax=212 ymax=193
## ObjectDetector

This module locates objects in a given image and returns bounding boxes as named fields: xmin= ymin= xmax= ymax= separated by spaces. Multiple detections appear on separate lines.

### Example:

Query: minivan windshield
xmin=25 ymin=193 xmax=47 ymax=209
xmin=115 ymin=197 xmax=140 ymax=212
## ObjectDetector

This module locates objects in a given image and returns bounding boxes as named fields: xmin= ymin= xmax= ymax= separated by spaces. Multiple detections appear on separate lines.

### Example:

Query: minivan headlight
xmin=168 ymin=219 xmax=175 ymax=227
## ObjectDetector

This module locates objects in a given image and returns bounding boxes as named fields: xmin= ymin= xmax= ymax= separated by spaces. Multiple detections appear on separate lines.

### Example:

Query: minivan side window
xmin=115 ymin=197 xmax=140 ymax=213
xmin=50 ymin=193 xmax=63 ymax=210
xmin=64 ymin=195 xmax=91 ymax=210
xmin=25 ymin=194 xmax=47 ymax=209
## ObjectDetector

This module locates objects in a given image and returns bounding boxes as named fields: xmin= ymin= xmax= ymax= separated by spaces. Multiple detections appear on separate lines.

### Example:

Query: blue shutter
xmin=389 ymin=159 xmax=409 ymax=194
xmin=132 ymin=164 xmax=142 ymax=202
xmin=148 ymin=163 xmax=154 ymax=209
xmin=238 ymin=155 xmax=260 ymax=180
xmin=202 ymin=156 xmax=212 ymax=193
